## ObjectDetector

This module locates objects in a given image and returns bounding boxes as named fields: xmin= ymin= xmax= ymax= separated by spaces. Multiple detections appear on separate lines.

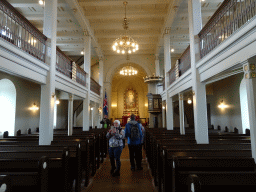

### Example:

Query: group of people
xmin=106 ymin=114 xmax=145 ymax=177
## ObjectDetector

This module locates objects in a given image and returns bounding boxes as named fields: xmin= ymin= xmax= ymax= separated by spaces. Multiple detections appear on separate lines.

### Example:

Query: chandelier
xmin=120 ymin=66 xmax=137 ymax=76
xmin=112 ymin=1 xmax=139 ymax=54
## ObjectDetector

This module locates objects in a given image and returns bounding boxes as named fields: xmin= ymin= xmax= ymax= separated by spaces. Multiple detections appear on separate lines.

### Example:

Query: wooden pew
xmin=51 ymin=140 xmax=91 ymax=187
xmin=187 ymin=172 xmax=256 ymax=192
xmin=0 ymin=156 xmax=49 ymax=192
xmin=0 ymin=148 xmax=70 ymax=192
xmin=0 ymin=145 xmax=82 ymax=192
xmin=0 ymin=175 xmax=12 ymax=192
xmin=160 ymin=148 xmax=253 ymax=192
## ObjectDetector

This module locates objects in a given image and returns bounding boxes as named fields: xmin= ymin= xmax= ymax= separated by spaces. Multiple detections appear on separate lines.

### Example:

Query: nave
xmin=82 ymin=139 xmax=157 ymax=192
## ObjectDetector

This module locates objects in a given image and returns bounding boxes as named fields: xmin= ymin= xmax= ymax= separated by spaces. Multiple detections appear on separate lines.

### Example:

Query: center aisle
xmin=82 ymin=140 xmax=157 ymax=192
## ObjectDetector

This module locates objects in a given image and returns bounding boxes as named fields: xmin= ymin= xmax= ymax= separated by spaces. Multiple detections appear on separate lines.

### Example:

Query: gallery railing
xmin=90 ymin=77 xmax=101 ymax=95
xmin=56 ymin=47 xmax=72 ymax=78
xmin=76 ymin=64 xmax=87 ymax=87
xmin=199 ymin=0 xmax=256 ymax=58
xmin=179 ymin=45 xmax=191 ymax=76
xmin=0 ymin=0 xmax=47 ymax=62
xmin=168 ymin=67 xmax=177 ymax=85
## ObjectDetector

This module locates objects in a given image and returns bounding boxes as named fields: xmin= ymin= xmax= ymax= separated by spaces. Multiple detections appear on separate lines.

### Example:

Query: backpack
xmin=130 ymin=123 xmax=140 ymax=141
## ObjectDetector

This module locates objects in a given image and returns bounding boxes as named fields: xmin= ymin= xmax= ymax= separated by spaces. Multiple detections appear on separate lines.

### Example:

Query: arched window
xmin=240 ymin=78 xmax=249 ymax=134
xmin=0 ymin=79 xmax=16 ymax=136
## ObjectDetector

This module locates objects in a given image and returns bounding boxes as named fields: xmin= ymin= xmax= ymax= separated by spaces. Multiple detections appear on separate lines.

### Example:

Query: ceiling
xmin=7 ymin=0 xmax=224 ymax=63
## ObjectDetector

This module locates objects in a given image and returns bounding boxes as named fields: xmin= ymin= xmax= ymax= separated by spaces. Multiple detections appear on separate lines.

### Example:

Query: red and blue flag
xmin=103 ymin=91 xmax=108 ymax=117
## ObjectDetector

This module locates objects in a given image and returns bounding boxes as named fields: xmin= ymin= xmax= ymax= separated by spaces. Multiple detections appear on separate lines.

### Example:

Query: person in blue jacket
xmin=124 ymin=114 xmax=143 ymax=171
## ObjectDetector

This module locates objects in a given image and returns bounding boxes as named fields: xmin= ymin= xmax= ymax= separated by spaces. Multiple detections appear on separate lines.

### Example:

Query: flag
xmin=103 ymin=91 xmax=108 ymax=117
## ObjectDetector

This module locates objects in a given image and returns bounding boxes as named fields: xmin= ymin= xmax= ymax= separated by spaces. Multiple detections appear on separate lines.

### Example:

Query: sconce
xmin=56 ymin=99 xmax=60 ymax=105
xmin=38 ymin=0 xmax=44 ymax=5
xmin=91 ymin=107 xmax=94 ymax=111
xmin=162 ymin=106 xmax=165 ymax=109
xmin=187 ymin=98 xmax=192 ymax=104
xmin=98 ymin=107 xmax=102 ymax=113
xmin=218 ymin=100 xmax=228 ymax=109
xmin=29 ymin=103 xmax=39 ymax=111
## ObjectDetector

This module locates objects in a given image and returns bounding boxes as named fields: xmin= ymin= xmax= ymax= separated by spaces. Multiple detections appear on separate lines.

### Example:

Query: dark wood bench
xmin=161 ymin=148 xmax=253 ymax=192
xmin=0 ymin=156 xmax=48 ymax=192
xmin=186 ymin=172 xmax=256 ymax=192
xmin=0 ymin=145 xmax=82 ymax=192
xmin=153 ymin=142 xmax=252 ymax=189
xmin=0 ymin=149 xmax=70 ymax=192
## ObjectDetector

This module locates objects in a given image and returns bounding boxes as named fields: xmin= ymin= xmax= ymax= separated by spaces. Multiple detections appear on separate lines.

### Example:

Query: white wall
xmin=206 ymin=73 xmax=244 ymax=132
xmin=56 ymin=100 xmax=68 ymax=129
xmin=0 ymin=71 xmax=41 ymax=134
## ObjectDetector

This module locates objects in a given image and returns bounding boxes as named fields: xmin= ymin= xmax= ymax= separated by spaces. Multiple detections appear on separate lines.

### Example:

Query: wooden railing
xmin=179 ymin=46 xmax=191 ymax=76
xmin=76 ymin=64 xmax=87 ymax=87
xmin=0 ymin=0 xmax=47 ymax=62
xmin=90 ymin=77 xmax=101 ymax=95
xmin=168 ymin=67 xmax=177 ymax=85
xmin=56 ymin=47 xmax=72 ymax=78
xmin=199 ymin=0 xmax=256 ymax=58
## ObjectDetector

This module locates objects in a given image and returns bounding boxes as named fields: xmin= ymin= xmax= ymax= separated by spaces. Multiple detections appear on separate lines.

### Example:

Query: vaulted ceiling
xmin=8 ymin=0 xmax=224 ymax=62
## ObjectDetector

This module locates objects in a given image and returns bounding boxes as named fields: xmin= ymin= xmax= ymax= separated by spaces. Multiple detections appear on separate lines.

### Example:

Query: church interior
xmin=1 ymin=0 xmax=256 ymax=191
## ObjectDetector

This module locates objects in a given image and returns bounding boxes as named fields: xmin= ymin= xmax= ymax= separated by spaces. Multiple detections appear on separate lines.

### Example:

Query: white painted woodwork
xmin=188 ymin=0 xmax=208 ymax=144
xmin=39 ymin=0 xmax=57 ymax=145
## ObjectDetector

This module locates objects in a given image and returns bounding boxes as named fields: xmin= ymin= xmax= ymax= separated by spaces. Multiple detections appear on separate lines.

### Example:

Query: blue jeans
xmin=109 ymin=146 xmax=123 ymax=171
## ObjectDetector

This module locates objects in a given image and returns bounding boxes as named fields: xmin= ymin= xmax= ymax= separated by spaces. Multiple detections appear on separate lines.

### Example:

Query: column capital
xmin=179 ymin=93 xmax=183 ymax=100
xmin=155 ymin=54 xmax=159 ymax=60
xmin=244 ymin=63 xmax=256 ymax=79
xmin=83 ymin=30 xmax=90 ymax=36
xmin=69 ymin=94 xmax=73 ymax=101
xmin=164 ymin=27 xmax=171 ymax=35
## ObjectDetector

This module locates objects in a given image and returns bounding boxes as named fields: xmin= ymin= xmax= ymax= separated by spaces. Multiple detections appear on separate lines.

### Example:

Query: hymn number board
xmin=147 ymin=93 xmax=162 ymax=113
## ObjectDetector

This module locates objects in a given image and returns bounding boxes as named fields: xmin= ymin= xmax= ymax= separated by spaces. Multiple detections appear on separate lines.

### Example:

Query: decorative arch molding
xmin=0 ymin=79 xmax=16 ymax=136
xmin=112 ymin=77 xmax=146 ymax=93
xmin=105 ymin=57 xmax=152 ymax=82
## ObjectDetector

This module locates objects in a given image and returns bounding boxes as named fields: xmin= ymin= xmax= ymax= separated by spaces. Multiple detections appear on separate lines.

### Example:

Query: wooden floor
xmin=81 ymin=140 xmax=157 ymax=192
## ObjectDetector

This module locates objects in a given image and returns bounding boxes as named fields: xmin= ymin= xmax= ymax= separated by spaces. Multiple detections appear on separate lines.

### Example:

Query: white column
xmin=155 ymin=54 xmax=160 ymax=76
xmin=162 ymin=101 xmax=166 ymax=128
xmin=188 ymin=0 xmax=208 ymax=143
xmin=164 ymin=31 xmax=171 ymax=91
xmin=68 ymin=94 xmax=73 ymax=136
xmin=243 ymin=63 xmax=256 ymax=162
xmin=83 ymin=98 xmax=89 ymax=131
xmin=99 ymin=58 xmax=104 ymax=122
xmin=39 ymin=0 xmax=57 ymax=145
xmin=91 ymin=107 xmax=94 ymax=128
xmin=83 ymin=34 xmax=91 ymax=131
xmin=166 ymin=93 xmax=174 ymax=130
xmin=179 ymin=93 xmax=185 ymax=135
xmin=164 ymin=29 xmax=173 ymax=130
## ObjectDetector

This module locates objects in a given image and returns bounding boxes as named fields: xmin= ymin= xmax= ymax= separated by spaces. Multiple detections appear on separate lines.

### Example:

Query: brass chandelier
xmin=120 ymin=66 xmax=138 ymax=76
xmin=112 ymin=1 xmax=139 ymax=54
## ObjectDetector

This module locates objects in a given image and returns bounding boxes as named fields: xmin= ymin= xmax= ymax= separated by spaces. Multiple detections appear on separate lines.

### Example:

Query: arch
xmin=239 ymin=78 xmax=249 ymax=134
xmin=0 ymin=79 xmax=16 ymax=136
xmin=105 ymin=57 xmax=152 ymax=83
